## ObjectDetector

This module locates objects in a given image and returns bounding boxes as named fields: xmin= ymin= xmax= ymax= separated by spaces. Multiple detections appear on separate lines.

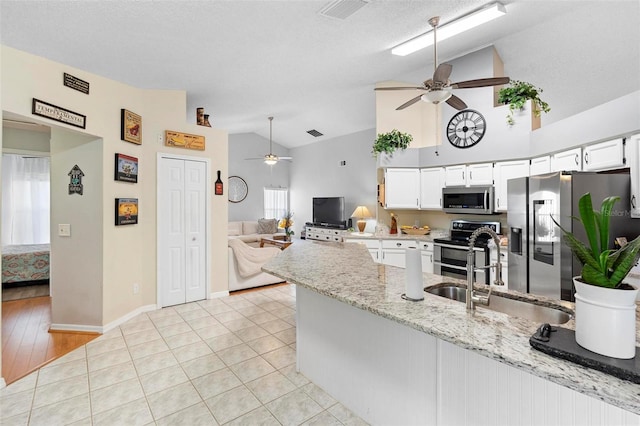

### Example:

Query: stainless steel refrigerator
xmin=507 ymin=171 xmax=638 ymax=301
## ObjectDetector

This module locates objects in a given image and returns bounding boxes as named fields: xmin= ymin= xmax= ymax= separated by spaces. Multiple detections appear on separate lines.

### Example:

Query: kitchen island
xmin=263 ymin=240 xmax=640 ymax=425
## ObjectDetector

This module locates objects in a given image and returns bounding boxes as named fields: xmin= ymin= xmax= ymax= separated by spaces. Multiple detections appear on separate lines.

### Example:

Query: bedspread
xmin=2 ymin=244 xmax=50 ymax=284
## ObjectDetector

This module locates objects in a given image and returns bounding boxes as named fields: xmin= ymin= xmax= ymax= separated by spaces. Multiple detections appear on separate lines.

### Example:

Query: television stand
xmin=305 ymin=225 xmax=348 ymax=243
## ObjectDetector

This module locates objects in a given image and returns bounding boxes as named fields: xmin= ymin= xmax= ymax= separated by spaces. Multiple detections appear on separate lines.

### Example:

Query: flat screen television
xmin=312 ymin=197 xmax=346 ymax=228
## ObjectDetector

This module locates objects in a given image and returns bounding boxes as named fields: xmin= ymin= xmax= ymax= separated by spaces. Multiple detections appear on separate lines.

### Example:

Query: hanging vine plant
xmin=498 ymin=80 xmax=551 ymax=125
xmin=372 ymin=129 xmax=413 ymax=157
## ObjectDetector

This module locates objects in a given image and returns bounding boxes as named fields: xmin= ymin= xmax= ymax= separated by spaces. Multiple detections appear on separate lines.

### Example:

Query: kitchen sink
xmin=425 ymin=284 xmax=573 ymax=324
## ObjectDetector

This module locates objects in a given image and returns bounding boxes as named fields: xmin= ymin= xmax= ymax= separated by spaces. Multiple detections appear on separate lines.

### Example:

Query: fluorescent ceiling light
xmin=391 ymin=3 xmax=506 ymax=56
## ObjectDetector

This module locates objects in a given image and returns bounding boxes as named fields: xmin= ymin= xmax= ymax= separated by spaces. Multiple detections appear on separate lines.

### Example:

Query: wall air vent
xmin=318 ymin=0 xmax=369 ymax=20
xmin=307 ymin=129 xmax=324 ymax=137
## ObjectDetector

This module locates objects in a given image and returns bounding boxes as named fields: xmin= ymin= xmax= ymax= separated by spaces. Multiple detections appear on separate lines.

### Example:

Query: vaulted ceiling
xmin=1 ymin=1 xmax=638 ymax=148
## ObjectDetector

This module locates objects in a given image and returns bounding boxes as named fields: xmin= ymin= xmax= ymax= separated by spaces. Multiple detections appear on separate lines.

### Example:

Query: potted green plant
xmin=552 ymin=193 xmax=640 ymax=359
xmin=497 ymin=80 xmax=551 ymax=125
xmin=372 ymin=129 xmax=413 ymax=158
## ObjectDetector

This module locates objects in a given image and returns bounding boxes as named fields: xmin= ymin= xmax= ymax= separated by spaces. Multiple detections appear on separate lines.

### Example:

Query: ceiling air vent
xmin=318 ymin=0 xmax=369 ymax=20
xmin=307 ymin=129 xmax=324 ymax=137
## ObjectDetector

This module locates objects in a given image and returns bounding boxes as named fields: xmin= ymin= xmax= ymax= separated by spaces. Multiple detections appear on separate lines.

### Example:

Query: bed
xmin=2 ymin=244 xmax=50 ymax=284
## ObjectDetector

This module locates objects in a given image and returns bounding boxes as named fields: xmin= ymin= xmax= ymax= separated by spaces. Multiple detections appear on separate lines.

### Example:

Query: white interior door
xmin=159 ymin=156 xmax=207 ymax=307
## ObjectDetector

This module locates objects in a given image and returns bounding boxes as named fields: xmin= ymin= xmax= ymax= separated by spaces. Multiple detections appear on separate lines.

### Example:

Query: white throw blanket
xmin=228 ymin=238 xmax=281 ymax=278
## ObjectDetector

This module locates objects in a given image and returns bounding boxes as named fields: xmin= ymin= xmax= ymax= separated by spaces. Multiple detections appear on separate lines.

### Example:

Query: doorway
xmin=157 ymin=153 xmax=210 ymax=307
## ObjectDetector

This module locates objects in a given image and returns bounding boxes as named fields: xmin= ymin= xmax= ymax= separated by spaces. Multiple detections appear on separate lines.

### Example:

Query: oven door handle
xmin=433 ymin=261 xmax=467 ymax=271
xmin=434 ymin=243 xmax=486 ymax=252
xmin=484 ymin=190 xmax=489 ymax=211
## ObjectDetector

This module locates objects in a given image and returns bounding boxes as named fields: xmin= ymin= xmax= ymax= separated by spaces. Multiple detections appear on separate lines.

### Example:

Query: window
xmin=264 ymin=187 xmax=288 ymax=219
xmin=2 ymin=154 xmax=51 ymax=245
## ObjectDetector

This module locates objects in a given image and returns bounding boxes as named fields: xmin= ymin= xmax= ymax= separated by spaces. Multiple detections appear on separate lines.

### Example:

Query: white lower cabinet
xmin=344 ymin=238 xmax=381 ymax=262
xmin=420 ymin=241 xmax=434 ymax=274
xmin=381 ymin=239 xmax=417 ymax=268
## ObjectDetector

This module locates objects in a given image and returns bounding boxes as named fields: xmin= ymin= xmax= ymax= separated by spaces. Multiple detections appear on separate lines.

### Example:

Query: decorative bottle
xmin=215 ymin=170 xmax=223 ymax=195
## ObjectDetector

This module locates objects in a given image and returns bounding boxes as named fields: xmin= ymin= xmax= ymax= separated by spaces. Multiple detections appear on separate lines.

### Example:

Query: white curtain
xmin=2 ymin=154 xmax=51 ymax=245
xmin=263 ymin=187 xmax=288 ymax=220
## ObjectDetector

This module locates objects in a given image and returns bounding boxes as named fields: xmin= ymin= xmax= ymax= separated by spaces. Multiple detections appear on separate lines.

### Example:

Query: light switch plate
xmin=58 ymin=224 xmax=71 ymax=237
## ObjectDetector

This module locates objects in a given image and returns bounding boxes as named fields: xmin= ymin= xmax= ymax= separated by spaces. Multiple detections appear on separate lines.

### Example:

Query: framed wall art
xmin=32 ymin=98 xmax=86 ymax=129
xmin=114 ymin=153 xmax=138 ymax=183
xmin=115 ymin=198 xmax=138 ymax=226
xmin=165 ymin=130 xmax=205 ymax=150
xmin=121 ymin=109 xmax=142 ymax=145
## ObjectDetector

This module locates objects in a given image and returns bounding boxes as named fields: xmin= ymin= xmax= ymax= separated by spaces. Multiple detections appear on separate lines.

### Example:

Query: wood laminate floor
xmin=1 ymin=296 xmax=98 ymax=385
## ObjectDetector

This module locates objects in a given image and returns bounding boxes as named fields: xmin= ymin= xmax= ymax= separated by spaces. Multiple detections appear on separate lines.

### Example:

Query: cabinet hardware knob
xmin=575 ymin=153 xmax=579 ymax=165
xmin=632 ymin=195 xmax=636 ymax=209
xmin=585 ymin=152 xmax=589 ymax=164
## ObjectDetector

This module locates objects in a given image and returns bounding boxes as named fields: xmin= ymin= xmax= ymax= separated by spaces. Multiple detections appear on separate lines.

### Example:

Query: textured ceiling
xmin=1 ymin=1 xmax=639 ymax=148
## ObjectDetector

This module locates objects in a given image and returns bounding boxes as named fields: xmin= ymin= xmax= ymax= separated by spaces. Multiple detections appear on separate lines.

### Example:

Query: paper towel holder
xmin=401 ymin=293 xmax=424 ymax=302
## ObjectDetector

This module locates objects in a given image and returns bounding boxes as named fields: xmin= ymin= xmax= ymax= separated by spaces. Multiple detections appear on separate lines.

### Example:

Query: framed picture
xmin=32 ymin=98 xmax=86 ymax=129
xmin=121 ymin=109 xmax=142 ymax=145
xmin=114 ymin=153 xmax=138 ymax=183
xmin=115 ymin=198 xmax=138 ymax=226
xmin=165 ymin=130 xmax=205 ymax=150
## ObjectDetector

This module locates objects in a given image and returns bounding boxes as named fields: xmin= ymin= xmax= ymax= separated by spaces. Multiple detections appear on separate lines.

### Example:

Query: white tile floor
xmin=0 ymin=284 xmax=367 ymax=425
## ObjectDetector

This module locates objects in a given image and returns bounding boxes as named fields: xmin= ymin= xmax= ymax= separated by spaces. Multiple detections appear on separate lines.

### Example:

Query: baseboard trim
xmin=49 ymin=323 xmax=103 ymax=334
xmin=50 ymin=304 xmax=157 ymax=334
xmin=210 ymin=290 xmax=229 ymax=299
xmin=102 ymin=304 xmax=157 ymax=333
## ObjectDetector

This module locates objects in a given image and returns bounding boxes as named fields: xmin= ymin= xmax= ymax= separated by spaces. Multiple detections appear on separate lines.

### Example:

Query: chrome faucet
xmin=466 ymin=226 xmax=504 ymax=310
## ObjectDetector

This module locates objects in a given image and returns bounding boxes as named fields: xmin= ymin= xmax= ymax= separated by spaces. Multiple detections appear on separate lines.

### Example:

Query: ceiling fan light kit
xmin=421 ymin=89 xmax=452 ymax=104
xmin=245 ymin=116 xmax=293 ymax=165
xmin=391 ymin=2 xmax=507 ymax=56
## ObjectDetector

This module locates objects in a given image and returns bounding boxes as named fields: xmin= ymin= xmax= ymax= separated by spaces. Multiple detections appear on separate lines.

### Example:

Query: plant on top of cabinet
xmin=497 ymin=80 xmax=550 ymax=125
xmin=372 ymin=129 xmax=413 ymax=157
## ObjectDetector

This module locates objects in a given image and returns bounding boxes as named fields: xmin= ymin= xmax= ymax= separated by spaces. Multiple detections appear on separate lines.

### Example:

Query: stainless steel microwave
xmin=442 ymin=186 xmax=495 ymax=214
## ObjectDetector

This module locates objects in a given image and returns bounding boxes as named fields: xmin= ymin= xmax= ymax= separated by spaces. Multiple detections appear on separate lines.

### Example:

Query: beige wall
xmin=1 ymin=45 xmax=229 ymax=338
xmin=2 ymin=126 xmax=50 ymax=152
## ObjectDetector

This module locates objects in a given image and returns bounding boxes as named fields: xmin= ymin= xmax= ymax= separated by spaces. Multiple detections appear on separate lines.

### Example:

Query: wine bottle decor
xmin=215 ymin=170 xmax=223 ymax=195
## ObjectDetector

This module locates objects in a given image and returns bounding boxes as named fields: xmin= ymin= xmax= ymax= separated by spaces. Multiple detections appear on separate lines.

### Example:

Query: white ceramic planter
xmin=573 ymin=278 xmax=639 ymax=359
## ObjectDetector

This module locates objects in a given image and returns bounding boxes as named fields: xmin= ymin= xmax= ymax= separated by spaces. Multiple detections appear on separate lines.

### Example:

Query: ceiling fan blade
xmin=433 ymin=63 xmax=452 ymax=84
xmin=446 ymin=94 xmax=467 ymax=110
xmin=451 ymin=77 xmax=510 ymax=89
xmin=375 ymin=86 xmax=427 ymax=91
xmin=397 ymin=95 xmax=423 ymax=110
xmin=245 ymin=157 xmax=266 ymax=161
xmin=278 ymin=157 xmax=293 ymax=160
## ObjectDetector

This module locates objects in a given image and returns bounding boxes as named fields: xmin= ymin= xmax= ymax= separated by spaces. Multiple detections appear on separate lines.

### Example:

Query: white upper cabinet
xmin=420 ymin=167 xmax=445 ymax=209
xmin=384 ymin=168 xmax=420 ymax=209
xmin=493 ymin=160 xmax=530 ymax=211
xmin=582 ymin=138 xmax=625 ymax=171
xmin=444 ymin=163 xmax=493 ymax=187
xmin=530 ymin=155 xmax=551 ymax=176
xmin=467 ymin=163 xmax=494 ymax=186
xmin=628 ymin=134 xmax=640 ymax=218
xmin=444 ymin=165 xmax=467 ymax=187
xmin=551 ymin=147 xmax=582 ymax=172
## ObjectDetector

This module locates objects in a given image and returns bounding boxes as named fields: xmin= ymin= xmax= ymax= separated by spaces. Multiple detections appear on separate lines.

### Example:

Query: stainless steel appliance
xmin=507 ymin=171 xmax=638 ymax=301
xmin=434 ymin=219 xmax=501 ymax=285
xmin=442 ymin=186 xmax=495 ymax=215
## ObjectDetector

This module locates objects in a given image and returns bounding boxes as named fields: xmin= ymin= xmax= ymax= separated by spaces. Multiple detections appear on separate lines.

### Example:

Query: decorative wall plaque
xmin=115 ymin=153 xmax=138 ymax=183
xmin=165 ymin=130 xmax=205 ymax=150
xmin=115 ymin=198 xmax=138 ymax=226
xmin=32 ymin=98 xmax=86 ymax=129
xmin=63 ymin=73 xmax=90 ymax=94
xmin=121 ymin=109 xmax=142 ymax=145
xmin=68 ymin=165 xmax=85 ymax=195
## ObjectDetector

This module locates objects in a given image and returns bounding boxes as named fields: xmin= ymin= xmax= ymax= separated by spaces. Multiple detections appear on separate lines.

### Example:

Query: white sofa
xmin=228 ymin=247 xmax=285 ymax=291
xmin=228 ymin=220 xmax=283 ymax=248
xmin=228 ymin=220 xmax=286 ymax=291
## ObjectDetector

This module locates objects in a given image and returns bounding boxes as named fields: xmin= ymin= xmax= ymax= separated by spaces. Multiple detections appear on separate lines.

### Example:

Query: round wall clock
xmin=446 ymin=109 xmax=486 ymax=149
xmin=228 ymin=176 xmax=248 ymax=203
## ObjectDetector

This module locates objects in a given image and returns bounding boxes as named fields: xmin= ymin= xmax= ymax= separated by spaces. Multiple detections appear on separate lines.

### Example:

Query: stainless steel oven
xmin=433 ymin=219 xmax=500 ymax=285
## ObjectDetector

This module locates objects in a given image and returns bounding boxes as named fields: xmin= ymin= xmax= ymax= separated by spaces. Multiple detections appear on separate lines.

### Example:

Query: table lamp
xmin=351 ymin=206 xmax=372 ymax=233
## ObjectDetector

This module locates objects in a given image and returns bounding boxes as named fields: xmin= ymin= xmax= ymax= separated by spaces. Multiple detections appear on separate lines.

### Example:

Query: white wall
xmin=2 ymin=127 xmax=50 ymax=152
xmin=228 ymin=132 xmax=290 ymax=221
xmin=289 ymin=129 xmax=378 ymax=235
xmin=1 ymin=45 xmax=229 ymax=334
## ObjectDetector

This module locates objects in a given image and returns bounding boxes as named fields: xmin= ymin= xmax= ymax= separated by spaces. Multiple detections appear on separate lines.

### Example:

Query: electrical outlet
xmin=133 ymin=283 xmax=140 ymax=294
xmin=157 ymin=133 xmax=163 ymax=144
xmin=58 ymin=224 xmax=71 ymax=237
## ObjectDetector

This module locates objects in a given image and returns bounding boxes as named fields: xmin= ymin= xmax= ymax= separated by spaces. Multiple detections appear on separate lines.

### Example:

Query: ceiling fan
xmin=376 ymin=16 xmax=510 ymax=111
xmin=246 ymin=116 xmax=292 ymax=165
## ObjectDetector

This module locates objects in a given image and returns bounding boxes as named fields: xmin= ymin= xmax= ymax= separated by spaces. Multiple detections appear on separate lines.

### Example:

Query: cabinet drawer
xmin=419 ymin=241 xmax=433 ymax=251
xmin=381 ymin=240 xmax=417 ymax=249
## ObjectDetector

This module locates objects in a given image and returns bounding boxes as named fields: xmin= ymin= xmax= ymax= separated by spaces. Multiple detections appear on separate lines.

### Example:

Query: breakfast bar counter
xmin=263 ymin=240 xmax=640 ymax=425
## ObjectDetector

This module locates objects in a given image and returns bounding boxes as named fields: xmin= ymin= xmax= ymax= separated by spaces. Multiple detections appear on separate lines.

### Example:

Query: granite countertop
xmin=263 ymin=240 xmax=640 ymax=415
